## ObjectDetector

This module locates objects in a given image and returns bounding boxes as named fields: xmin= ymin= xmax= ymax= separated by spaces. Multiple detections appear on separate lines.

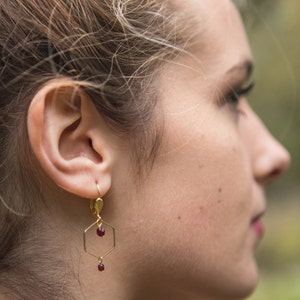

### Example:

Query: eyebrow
xmin=225 ymin=60 xmax=254 ymax=80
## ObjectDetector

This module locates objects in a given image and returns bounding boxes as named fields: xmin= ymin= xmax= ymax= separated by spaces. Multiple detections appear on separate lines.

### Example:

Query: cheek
xmin=137 ymin=126 xmax=253 ymax=257
xmin=123 ymin=106 xmax=257 ymax=296
xmin=180 ymin=142 xmax=252 ymax=247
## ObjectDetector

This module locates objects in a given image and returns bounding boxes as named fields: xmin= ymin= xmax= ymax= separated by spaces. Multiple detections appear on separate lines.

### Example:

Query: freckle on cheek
xmin=217 ymin=188 xmax=223 ymax=204
xmin=178 ymin=216 xmax=181 ymax=220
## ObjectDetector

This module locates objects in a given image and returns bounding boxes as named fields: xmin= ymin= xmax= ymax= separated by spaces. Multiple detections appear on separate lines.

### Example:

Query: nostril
xmin=268 ymin=168 xmax=282 ymax=181
xmin=263 ymin=154 xmax=290 ymax=185
xmin=269 ymin=143 xmax=291 ymax=183
xmin=258 ymin=168 xmax=282 ymax=186
xmin=255 ymin=152 xmax=290 ymax=186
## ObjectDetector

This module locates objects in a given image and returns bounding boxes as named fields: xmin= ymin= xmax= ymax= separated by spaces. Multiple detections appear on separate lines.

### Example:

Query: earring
xmin=83 ymin=182 xmax=116 ymax=272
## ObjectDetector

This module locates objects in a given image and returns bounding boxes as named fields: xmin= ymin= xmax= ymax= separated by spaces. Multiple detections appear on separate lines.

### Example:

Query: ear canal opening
xmin=88 ymin=138 xmax=93 ymax=148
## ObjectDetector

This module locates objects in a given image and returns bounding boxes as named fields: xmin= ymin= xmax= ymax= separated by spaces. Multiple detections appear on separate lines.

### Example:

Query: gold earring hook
xmin=90 ymin=182 xmax=103 ymax=218
xmin=96 ymin=182 xmax=101 ymax=199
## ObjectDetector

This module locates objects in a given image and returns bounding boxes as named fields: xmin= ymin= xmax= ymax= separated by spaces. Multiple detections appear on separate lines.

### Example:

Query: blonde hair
xmin=0 ymin=0 xmax=192 ymax=297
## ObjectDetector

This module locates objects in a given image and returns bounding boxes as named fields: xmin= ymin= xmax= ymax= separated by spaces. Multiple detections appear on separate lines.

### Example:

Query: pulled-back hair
xmin=0 ymin=0 xmax=192 ymax=298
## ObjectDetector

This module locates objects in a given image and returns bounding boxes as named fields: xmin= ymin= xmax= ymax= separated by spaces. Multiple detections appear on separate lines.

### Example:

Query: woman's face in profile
xmin=112 ymin=0 xmax=290 ymax=298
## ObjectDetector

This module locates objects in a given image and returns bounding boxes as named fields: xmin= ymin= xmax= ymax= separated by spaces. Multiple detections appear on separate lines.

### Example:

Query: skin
xmin=26 ymin=0 xmax=290 ymax=300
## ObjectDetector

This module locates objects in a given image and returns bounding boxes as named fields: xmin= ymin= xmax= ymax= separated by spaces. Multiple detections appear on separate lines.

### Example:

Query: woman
xmin=0 ymin=0 xmax=290 ymax=299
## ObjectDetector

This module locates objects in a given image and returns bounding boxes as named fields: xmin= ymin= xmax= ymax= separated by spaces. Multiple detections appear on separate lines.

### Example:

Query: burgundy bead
xmin=96 ymin=227 xmax=105 ymax=237
xmin=98 ymin=263 xmax=105 ymax=272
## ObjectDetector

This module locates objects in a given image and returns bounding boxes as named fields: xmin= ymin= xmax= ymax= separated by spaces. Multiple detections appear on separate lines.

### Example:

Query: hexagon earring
xmin=83 ymin=182 xmax=116 ymax=272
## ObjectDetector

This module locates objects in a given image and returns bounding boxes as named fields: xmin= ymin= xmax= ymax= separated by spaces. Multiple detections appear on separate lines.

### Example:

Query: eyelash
xmin=223 ymin=81 xmax=255 ymax=107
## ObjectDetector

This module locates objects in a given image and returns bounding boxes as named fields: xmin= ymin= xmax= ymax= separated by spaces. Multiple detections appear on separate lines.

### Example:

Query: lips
xmin=251 ymin=211 xmax=265 ymax=237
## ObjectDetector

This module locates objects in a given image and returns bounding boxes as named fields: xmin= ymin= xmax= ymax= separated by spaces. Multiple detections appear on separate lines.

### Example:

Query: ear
xmin=27 ymin=79 xmax=114 ymax=199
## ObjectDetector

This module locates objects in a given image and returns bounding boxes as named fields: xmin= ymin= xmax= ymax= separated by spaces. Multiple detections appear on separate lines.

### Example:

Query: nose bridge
xmin=242 ymin=102 xmax=290 ymax=185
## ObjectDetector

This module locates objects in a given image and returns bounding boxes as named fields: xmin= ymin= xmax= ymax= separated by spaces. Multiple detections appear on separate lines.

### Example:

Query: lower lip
xmin=251 ymin=221 xmax=265 ymax=237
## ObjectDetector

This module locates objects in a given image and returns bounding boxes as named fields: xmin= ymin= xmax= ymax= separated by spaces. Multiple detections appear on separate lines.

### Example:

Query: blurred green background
xmin=240 ymin=1 xmax=300 ymax=300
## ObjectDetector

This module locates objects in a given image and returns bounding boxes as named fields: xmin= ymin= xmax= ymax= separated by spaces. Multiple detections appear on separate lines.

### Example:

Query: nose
xmin=241 ymin=102 xmax=291 ymax=186
xmin=253 ymin=133 xmax=290 ymax=185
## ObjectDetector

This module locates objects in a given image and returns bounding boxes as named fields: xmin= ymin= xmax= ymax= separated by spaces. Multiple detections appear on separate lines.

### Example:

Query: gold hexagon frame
xmin=83 ymin=218 xmax=116 ymax=264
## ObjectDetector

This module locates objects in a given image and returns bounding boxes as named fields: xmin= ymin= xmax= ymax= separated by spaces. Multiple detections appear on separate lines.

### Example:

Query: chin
xmin=186 ymin=262 xmax=260 ymax=300
xmin=223 ymin=261 xmax=260 ymax=300
xmin=200 ymin=258 xmax=260 ymax=300
xmin=211 ymin=280 xmax=258 ymax=300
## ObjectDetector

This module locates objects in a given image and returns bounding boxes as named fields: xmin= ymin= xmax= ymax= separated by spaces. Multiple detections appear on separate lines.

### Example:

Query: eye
xmin=223 ymin=81 xmax=255 ymax=107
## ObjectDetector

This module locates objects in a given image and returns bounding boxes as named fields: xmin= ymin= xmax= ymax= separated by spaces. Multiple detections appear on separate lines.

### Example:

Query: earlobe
xmin=27 ymin=79 xmax=113 ymax=198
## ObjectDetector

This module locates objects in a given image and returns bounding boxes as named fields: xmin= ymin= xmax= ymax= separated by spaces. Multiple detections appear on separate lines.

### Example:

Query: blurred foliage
xmin=241 ymin=1 xmax=300 ymax=299
xmin=244 ymin=0 xmax=300 ymax=191
xmin=249 ymin=267 xmax=300 ymax=300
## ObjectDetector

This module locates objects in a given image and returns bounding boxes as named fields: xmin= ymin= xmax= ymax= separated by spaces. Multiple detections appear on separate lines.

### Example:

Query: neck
xmin=0 ymin=189 xmax=228 ymax=300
